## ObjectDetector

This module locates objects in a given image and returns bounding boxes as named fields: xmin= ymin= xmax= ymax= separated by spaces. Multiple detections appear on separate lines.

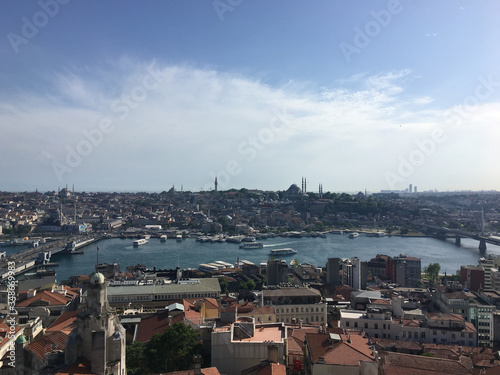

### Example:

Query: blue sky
xmin=1 ymin=0 xmax=500 ymax=193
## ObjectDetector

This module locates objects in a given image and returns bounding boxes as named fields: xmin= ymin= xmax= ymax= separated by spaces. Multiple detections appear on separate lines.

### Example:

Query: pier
xmin=0 ymin=235 xmax=104 ymax=279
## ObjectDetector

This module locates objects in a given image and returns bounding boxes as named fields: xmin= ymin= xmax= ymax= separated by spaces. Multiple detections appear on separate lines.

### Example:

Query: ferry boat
xmin=239 ymin=242 xmax=264 ymax=249
xmin=176 ymin=234 xmax=183 ymax=242
xmin=160 ymin=235 xmax=167 ymax=242
xmin=348 ymin=232 xmax=359 ymax=239
xmin=269 ymin=248 xmax=297 ymax=257
xmin=226 ymin=236 xmax=244 ymax=243
xmin=133 ymin=239 xmax=148 ymax=247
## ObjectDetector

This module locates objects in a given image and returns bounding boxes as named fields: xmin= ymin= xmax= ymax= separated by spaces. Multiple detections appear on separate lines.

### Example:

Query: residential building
xmin=263 ymin=287 xmax=326 ymax=324
xmin=304 ymin=331 xmax=376 ymax=375
xmin=339 ymin=310 xmax=478 ymax=347
xmin=211 ymin=318 xmax=287 ymax=375
xmin=387 ymin=254 xmax=421 ymax=287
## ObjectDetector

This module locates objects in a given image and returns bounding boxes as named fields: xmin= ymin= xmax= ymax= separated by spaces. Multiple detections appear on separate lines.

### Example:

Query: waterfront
xmin=6 ymin=234 xmax=498 ymax=282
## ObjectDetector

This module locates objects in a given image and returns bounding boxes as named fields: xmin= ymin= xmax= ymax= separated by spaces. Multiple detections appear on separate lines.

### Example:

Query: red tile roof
xmin=135 ymin=311 xmax=185 ymax=343
xmin=54 ymin=357 xmax=97 ymax=374
xmin=16 ymin=290 xmax=73 ymax=307
xmin=306 ymin=332 xmax=374 ymax=366
xmin=158 ymin=367 xmax=220 ymax=375
xmin=46 ymin=309 xmax=81 ymax=335
xmin=25 ymin=331 xmax=69 ymax=360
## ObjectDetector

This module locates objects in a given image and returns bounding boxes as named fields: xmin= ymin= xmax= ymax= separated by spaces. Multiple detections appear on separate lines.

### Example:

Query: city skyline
xmin=1 ymin=1 xmax=500 ymax=193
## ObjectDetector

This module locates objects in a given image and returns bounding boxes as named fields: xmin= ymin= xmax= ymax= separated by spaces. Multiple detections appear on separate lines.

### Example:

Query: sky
xmin=1 ymin=1 xmax=500 ymax=193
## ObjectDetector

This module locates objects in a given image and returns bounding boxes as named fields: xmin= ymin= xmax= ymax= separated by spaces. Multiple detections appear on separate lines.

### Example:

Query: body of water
xmin=16 ymin=234 xmax=495 ymax=282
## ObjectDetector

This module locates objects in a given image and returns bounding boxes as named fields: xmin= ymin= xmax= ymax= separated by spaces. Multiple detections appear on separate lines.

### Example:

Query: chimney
xmin=193 ymin=354 xmax=202 ymax=375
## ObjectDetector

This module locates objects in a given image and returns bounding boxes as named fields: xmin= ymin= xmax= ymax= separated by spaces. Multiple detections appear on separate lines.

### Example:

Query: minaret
xmin=304 ymin=178 xmax=307 ymax=194
xmin=215 ymin=177 xmax=218 ymax=192
xmin=301 ymin=177 xmax=304 ymax=193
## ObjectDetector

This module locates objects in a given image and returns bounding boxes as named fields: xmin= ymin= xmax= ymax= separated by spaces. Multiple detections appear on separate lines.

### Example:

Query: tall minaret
xmin=304 ymin=178 xmax=307 ymax=194
xmin=301 ymin=177 xmax=304 ymax=193
xmin=214 ymin=177 xmax=218 ymax=192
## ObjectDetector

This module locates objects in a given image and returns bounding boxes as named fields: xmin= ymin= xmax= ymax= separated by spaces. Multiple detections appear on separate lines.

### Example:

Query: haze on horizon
xmin=1 ymin=1 xmax=500 ymax=194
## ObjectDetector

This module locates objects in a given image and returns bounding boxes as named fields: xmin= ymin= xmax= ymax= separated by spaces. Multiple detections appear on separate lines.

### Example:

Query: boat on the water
xmin=239 ymin=242 xmax=264 ymax=249
xmin=348 ymin=232 xmax=359 ymax=239
xmin=160 ymin=235 xmax=167 ymax=242
xmin=133 ymin=239 xmax=148 ymax=247
xmin=269 ymin=248 xmax=297 ymax=257
xmin=365 ymin=231 xmax=385 ymax=237
xmin=176 ymin=235 xmax=183 ymax=242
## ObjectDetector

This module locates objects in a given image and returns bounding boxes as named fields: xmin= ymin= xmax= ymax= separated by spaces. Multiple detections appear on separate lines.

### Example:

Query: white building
xmin=340 ymin=310 xmax=477 ymax=347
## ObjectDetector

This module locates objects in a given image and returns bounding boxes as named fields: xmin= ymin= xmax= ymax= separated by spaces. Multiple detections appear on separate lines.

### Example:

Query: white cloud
xmin=0 ymin=62 xmax=498 ymax=192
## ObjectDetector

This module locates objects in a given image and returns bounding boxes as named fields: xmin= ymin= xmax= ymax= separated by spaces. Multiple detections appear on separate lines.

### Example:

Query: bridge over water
xmin=420 ymin=225 xmax=500 ymax=255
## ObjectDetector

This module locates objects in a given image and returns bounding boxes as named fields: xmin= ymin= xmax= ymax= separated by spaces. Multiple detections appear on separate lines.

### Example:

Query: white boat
xmin=160 ymin=235 xmax=167 ymax=242
xmin=269 ymin=248 xmax=297 ymax=256
xmin=133 ymin=239 xmax=148 ymax=247
xmin=226 ymin=236 xmax=244 ymax=243
xmin=348 ymin=232 xmax=359 ymax=239
xmin=239 ymin=242 xmax=264 ymax=249
xmin=176 ymin=235 xmax=183 ymax=242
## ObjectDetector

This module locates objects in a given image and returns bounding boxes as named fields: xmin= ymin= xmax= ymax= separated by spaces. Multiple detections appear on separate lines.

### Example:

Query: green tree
xmin=219 ymin=277 xmax=228 ymax=293
xmin=145 ymin=323 xmax=203 ymax=373
xmin=126 ymin=341 xmax=148 ymax=375
xmin=425 ymin=263 xmax=441 ymax=282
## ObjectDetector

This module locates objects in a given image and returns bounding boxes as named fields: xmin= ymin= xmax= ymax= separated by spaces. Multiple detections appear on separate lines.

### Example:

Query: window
xmin=421 ymin=332 xmax=425 ymax=339
xmin=364 ymin=323 xmax=368 ymax=329
xmin=403 ymin=331 xmax=406 ymax=338
xmin=375 ymin=323 xmax=378 ymax=329
xmin=346 ymin=321 xmax=350 ymax=327
xmin=354 ymin=322 xmax=358 ymax=328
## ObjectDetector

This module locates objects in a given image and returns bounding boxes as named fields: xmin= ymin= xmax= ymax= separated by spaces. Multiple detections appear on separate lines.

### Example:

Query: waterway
xmin=4 ymin=234 xmax=500 ymax=282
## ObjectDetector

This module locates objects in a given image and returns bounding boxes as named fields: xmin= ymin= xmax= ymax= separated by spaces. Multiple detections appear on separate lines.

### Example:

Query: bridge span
xmin=420 ymin=225 xmax=500 ymax=255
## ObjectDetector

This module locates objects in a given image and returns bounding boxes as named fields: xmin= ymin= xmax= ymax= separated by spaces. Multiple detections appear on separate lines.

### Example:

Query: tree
xmin=126 ymin=341 xmax=148 ymax=375
xmin=145 ymin=323 xmax=203 ymax=373
xmin=425 ymin=263 xmax=441 ymax=282
xmin=218 ymin=277 xmax=228 ymax=293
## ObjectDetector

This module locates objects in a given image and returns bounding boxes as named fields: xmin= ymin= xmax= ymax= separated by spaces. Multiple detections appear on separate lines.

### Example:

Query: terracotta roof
xmin=426 ymin=313 xmax=466 ymax=322
xmin=371 ymin=337 xmax=422 ymax=352
xmin=158 ymin=367 xmax=220 ymax=375
xmin=26 ymin=331 xmax=69 ymax=360
xmin=241 ymin=361 xmax=287 ymax=375
xmin=306 ymin=332 xmax=374 ymax=366
xmin=16 ymin=290 xmax=73 ymax=307
xmin=0 ymin=321 xmax=22 ymax=351
xmin=135 ymin=310 xmax=185 ymax=343
xmin=54 ymin=357 xmax=97 ymax=374
xmin=46 ymin=309 xmax=81 ymax=335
